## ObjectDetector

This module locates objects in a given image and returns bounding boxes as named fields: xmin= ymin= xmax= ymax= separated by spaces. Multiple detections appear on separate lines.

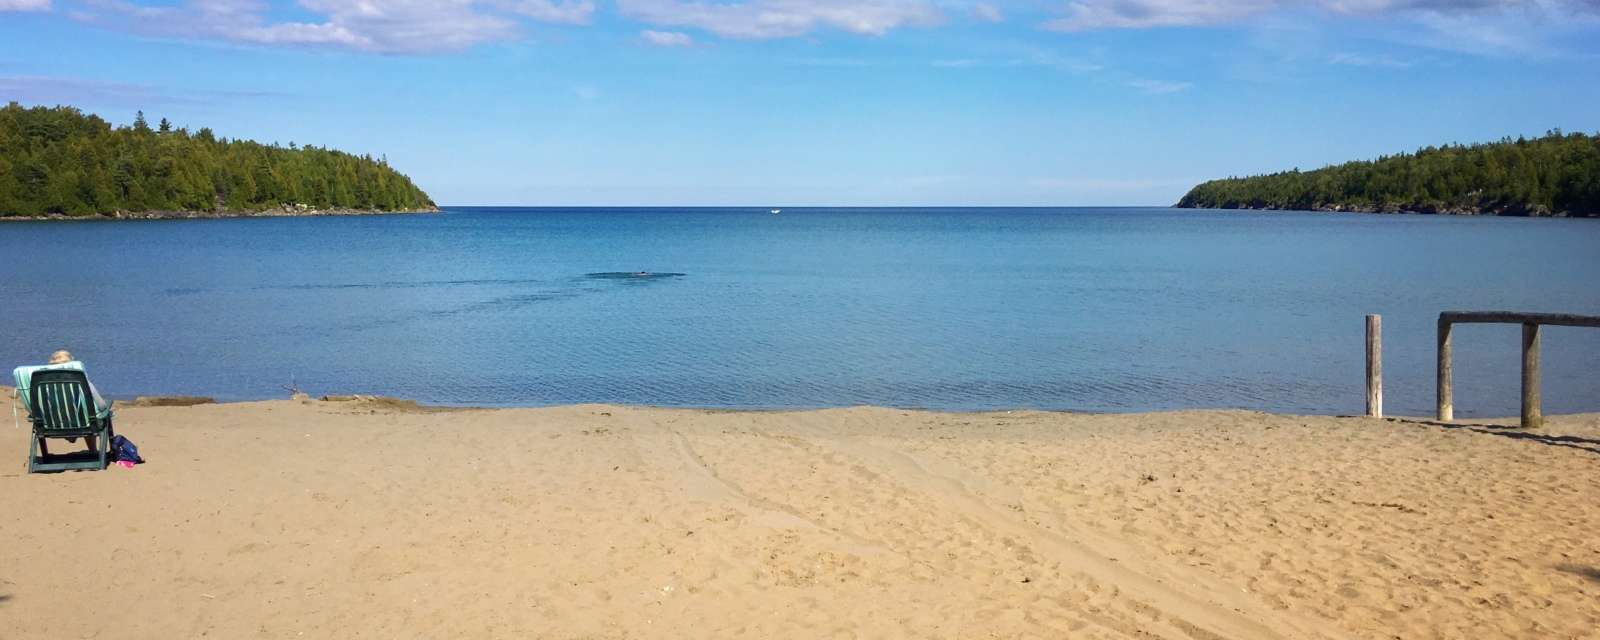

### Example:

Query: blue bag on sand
xmin=111 ymin=435 xmax=144 ymax=464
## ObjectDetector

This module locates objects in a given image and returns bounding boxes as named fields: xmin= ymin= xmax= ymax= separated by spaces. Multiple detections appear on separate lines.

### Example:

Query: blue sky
xmin=2 ymin=1 xmax=1599 ymax=206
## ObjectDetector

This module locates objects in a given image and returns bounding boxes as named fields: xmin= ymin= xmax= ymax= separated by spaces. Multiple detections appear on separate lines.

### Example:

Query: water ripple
xmin=2 ymin=207 xmax=1596 ymax=416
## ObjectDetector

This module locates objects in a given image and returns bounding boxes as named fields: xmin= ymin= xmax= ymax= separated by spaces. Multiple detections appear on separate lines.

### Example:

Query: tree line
xmin=1176 ymin=131 xmax=1600 ymax=217
xmin=0 ymin=103 xmax=435 ymax=217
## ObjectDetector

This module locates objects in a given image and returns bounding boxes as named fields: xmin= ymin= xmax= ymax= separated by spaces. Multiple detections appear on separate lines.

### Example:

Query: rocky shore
xmin=0 ymin=203 xmax=442 ymax=221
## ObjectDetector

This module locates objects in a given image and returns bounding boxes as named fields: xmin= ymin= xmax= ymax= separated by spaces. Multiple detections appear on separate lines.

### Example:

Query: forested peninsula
xmin=0 ymin=103 xmax=436 ymax=218
xmin=1176 ymin=131 xmax=1600 ymax=217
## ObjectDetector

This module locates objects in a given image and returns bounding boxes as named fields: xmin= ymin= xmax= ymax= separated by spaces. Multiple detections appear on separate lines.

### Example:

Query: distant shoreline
xmin=1175 ymin=202 xmax=1593 ymax=217
xmin=0 ymin=204 xmax=442 ymax=222
xmin=1176 ymin=133 xmax=1600 ymax=218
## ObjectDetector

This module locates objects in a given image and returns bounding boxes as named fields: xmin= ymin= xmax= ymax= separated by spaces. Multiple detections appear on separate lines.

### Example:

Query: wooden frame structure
xmin=1436 ymin=311 xmax=1600 ymax=429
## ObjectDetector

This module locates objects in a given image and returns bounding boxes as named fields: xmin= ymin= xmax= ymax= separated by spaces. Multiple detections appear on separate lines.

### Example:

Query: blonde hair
xmin=48 ymin=350 xmax=73 ymax=365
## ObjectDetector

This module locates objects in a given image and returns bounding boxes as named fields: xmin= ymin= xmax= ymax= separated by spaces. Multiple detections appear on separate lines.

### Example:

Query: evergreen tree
xmin=0 ymin=104 xmax=435 ymax=217
xmin=1177 ymin=132 xmax=1600 ymax=217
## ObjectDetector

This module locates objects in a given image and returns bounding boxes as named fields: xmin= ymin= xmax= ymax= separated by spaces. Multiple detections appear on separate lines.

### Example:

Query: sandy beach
xmin=2 ymin=390 xmax=1596 ymax=639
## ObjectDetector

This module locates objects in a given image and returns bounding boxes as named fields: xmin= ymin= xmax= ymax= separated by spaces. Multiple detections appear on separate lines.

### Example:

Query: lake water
xmin=2 ymin=207 xmax=1597 ymax=416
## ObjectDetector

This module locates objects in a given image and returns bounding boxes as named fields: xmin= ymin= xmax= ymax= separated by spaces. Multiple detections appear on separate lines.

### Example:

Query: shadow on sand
xmin=1556 ymin=564 xmax=1600 ymax=584
xmin=26 ymin=448 xmax=109 ymax=473
xmin=1384 ymin=417 xmax=1600 ymax=457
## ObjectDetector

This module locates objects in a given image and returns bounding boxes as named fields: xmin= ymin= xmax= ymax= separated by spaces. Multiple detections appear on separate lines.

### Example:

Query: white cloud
xmin=496 ymin=0 xmax=594 ymax=24
xmin=1045 ymin=0 xmax=1278 ymax=30
xmin=641 ymin=29 xmax=695 ymax=46
xmin=1126 ymin=78 xmax=1193 ymax=94
xmin=72 ymin=0 xmax=595 ymax=54
xmin=0 ymin=0 xmax=49 ymax=11
xmin=1043 ymin=0 xmax=1600 ymax=31
xmin=1398 ymin=7 xmax=1584 ymax=56
xmin=616 ymin=0 xmax=943 ymax=39
xmin=972 ymin=2 xmax=1003 ymax=22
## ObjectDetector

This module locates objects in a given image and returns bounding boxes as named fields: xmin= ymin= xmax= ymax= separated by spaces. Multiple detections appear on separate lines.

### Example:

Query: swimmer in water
xmin=636 ymin=271 xmax=649 ymax=276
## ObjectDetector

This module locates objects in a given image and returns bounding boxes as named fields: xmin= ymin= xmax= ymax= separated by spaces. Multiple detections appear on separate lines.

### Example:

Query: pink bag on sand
xmin=116 ymin=460 xmax=135 ymax=469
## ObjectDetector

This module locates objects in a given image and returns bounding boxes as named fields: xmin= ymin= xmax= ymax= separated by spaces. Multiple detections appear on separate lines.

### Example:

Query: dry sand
xmin=2 ymin=389 xmax=1597 ymax=639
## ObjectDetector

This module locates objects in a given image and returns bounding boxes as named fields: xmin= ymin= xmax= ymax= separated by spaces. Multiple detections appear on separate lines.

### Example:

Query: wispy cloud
xmin=496 ymin=0 xmax=594 ymax=24
xmin=1042 ymin=0 xmax=1600 ymax=59
xmin=1 ymin=75 xmax=171 ymax=106
xmin=68 ymin=0 xmax=948 ymax=50
xmin=1044 ymin=0 xmax=1600 ymax=30
xmin=1028 ymin=176 xmax=1199 ymax=191
xmin=640 ymin=29 xmax=694 ymax=46
xmin=1126 ymin=78 xmax=1193 ymax=94
xmin=1012 ymin=48 xmax=1104 ymax=73
xmin=0 ymin=74 xmax=289 ymax=107
xmin=1328 ymin=51 xmax=1414 ymax=67
xmin=941 ymin=47 xmax=1190 ymax=96
xmin=972 ymin=3 xmax=1003 ymax=22
xmin=616 ymin=0 xmax=943 ymax=39
xmin=1394 ymin=6 xmax=1598 ymax=57
xmin=0 ymin=0 xmax=50 ymax=11
xmin=69 ymin=0 xmax=594 ymax=54
xmin=1045 ymin=0 xmax=1276 ymax=30
xmin=791 ymin=56 xmax=879 ymax=67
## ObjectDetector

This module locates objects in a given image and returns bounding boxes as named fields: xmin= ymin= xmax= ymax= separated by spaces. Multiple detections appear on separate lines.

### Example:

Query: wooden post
xmin=1436 ymin=317 xmax=1453 ymax=422
xmin=1366 ymin=315 xmax=1382 ymax=418
xmin=1522 ymin=323 xmax=1542 ymax=429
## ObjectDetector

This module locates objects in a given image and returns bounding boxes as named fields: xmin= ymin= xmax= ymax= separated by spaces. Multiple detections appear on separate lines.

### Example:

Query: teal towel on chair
xmin=13 ymin=361 xmax=112 ymax=419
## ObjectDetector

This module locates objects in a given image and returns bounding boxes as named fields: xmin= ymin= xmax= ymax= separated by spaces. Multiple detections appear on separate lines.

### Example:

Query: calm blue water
xmin=1 ymin=207 xmax=1596 ymax=416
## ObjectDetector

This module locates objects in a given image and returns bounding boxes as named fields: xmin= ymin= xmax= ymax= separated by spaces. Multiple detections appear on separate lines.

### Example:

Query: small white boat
xmin=770 ymin=208 xmax=781 ymax=214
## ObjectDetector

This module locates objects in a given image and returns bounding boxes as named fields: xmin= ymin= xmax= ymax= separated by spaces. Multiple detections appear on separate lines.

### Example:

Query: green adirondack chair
xmin=25 ymin=368 xmax=114 ymax=473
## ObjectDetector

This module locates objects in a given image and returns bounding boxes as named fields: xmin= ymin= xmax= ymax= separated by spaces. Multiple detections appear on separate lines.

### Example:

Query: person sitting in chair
xmin=15 ymin=349 xmax=113 ymax=457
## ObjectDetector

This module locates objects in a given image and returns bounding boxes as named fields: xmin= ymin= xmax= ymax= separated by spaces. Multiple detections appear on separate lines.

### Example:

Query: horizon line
xmin=438 ymin=204 xmax=1181 ymax=209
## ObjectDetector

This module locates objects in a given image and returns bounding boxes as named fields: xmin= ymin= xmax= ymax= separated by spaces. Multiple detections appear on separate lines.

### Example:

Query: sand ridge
xmin=1 ymin=390 xmax=1597 ymax=639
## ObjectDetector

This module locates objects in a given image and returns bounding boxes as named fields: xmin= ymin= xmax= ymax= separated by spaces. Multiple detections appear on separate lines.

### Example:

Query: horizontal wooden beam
xmin=1440 ymin=311 xmax=1600 ymax=329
